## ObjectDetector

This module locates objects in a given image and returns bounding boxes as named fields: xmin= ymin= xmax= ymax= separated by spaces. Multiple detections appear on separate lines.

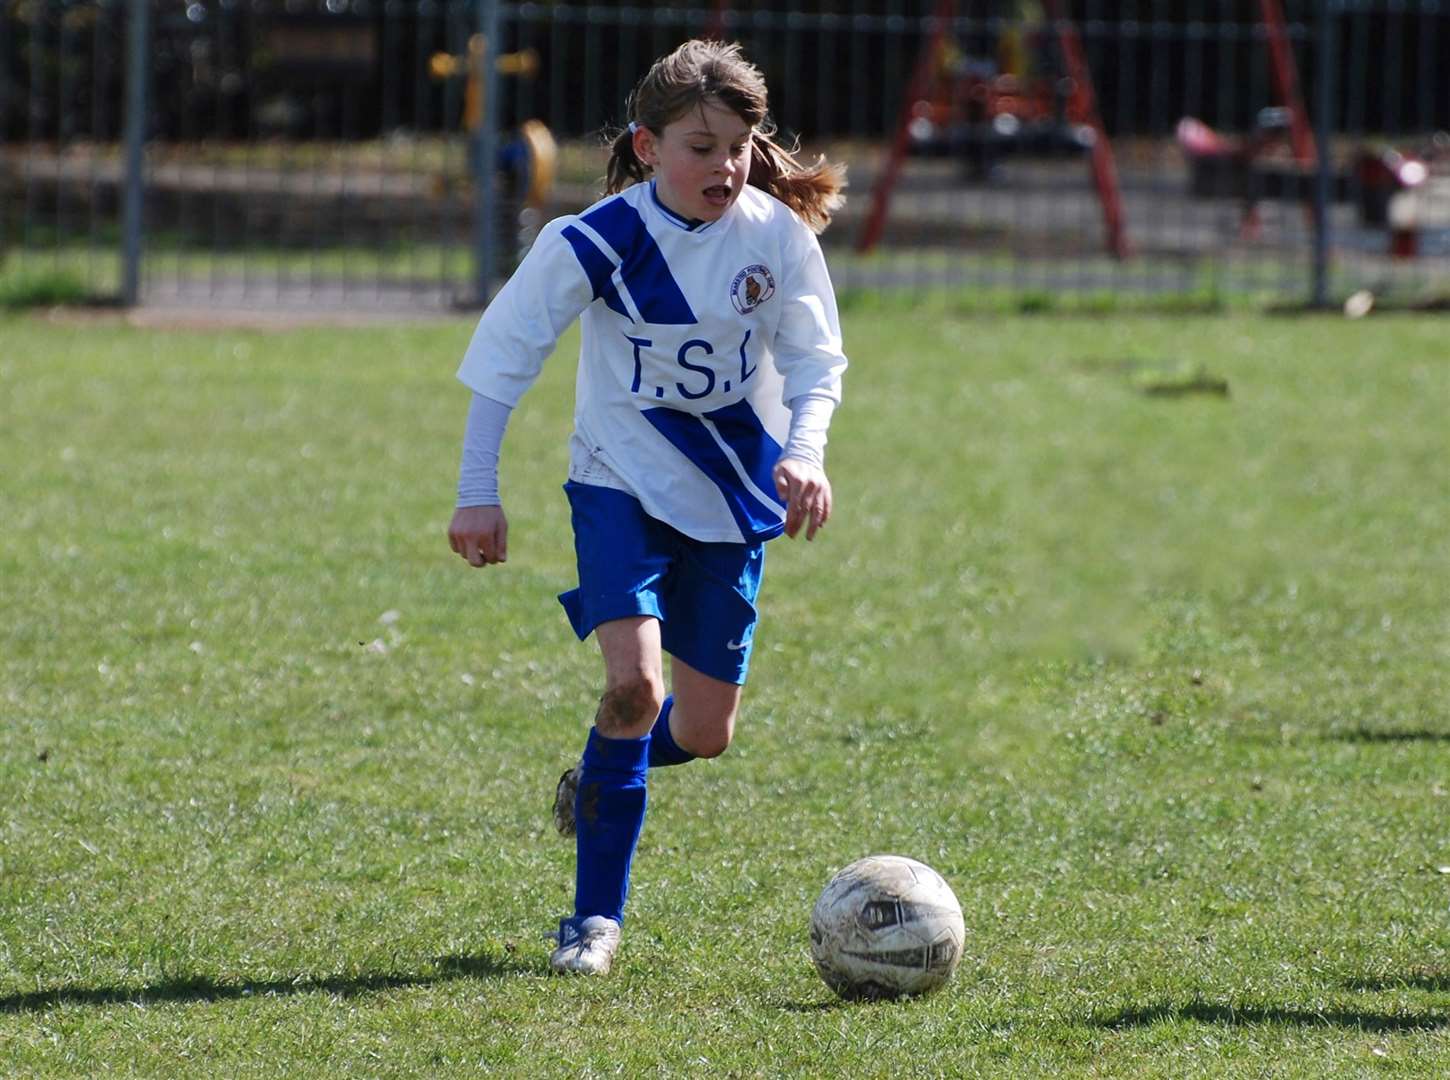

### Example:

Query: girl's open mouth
xmin=703 ymin=184 xmax=732 ymax=205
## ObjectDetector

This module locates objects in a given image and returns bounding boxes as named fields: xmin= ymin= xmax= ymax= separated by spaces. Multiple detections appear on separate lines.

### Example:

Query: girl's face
xmin=636 ymin=99 xmax=753 ymax=224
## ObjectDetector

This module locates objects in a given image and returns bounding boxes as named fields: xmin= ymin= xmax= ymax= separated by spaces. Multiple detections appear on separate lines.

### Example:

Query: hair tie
xmin=627 ymin=121 xmax=639 ymax=135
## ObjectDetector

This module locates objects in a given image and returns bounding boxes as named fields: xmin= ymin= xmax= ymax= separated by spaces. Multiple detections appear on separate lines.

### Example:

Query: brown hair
xmin=604 ymin=39 xmax=845 ymax=233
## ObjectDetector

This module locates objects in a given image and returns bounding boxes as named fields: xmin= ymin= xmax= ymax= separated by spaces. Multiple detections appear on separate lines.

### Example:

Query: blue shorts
xmin=557 ymin=481 xmax=765 ymax=685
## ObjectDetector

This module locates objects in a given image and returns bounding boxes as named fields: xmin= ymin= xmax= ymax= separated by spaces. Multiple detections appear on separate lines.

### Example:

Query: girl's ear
xmin=633 ymin=126 xmax=657 ymax=169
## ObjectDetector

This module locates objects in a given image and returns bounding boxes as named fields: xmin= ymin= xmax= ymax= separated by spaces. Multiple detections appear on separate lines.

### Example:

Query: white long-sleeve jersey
xmin=456 ymin=180 xmax=847 ymax=544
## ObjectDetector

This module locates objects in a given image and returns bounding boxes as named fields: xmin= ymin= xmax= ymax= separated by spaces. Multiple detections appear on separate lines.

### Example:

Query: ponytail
xmin=604 ymin=124 xmax=648 ymax=195
xmin=747 ymin=128 xmax=846 ymax=234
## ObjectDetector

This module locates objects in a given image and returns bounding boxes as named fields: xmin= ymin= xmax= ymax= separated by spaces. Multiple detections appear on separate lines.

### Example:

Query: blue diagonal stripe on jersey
xmin=582 ymin=199 xmax=697 ymax=325
xmin=643 ymin=407 xmax=784 ymax=541
xmin=561 ymin=225 xmax=630 ymax=319
xmin=702 ymin=399 xmax=787 ymax=510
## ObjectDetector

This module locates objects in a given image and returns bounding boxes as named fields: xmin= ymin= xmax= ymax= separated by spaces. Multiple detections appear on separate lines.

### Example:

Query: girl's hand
xmin=449 ymin=505 xmax=509 ymax=567
xmin=773 ymin=457 xmax=832 ymax=541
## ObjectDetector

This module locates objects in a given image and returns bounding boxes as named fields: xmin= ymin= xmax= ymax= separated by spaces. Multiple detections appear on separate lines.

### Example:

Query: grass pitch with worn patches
xmin=1 ymin=310 xmax=1448 ymax=1077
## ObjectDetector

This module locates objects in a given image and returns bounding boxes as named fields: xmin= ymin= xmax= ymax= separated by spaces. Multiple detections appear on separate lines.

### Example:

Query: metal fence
xmin=3 ymin=1 xmax=1448 ymax=312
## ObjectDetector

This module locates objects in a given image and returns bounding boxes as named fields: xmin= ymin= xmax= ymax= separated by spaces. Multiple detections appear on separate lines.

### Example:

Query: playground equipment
xmin=858 ymin=0 xmax=1129 ymax=258
xmin=1175 ymin=0 xmax=1445 ymax=258
xmin=901 ymin=17 xmax=1096 ymax=176
xmin=430 ymin=36 xmax=557 ymax=212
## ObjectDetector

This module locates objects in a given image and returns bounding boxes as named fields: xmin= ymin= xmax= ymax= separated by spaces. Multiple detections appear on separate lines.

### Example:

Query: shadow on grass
xmin=776 ymin=997 xmax=864 ymax=1013
xmin=1345 ymin=972 xmax=1450 ymax=993
xmin=1329 ymin=728 xmax=1450 ymax=744
xmin=777 ymin=991 xmax=946 ymax=1012
xmin=0 ymin=951 xmax=535 ymax=1014
xmin=1094 ymin=1000 xmax=1449 ymax=1033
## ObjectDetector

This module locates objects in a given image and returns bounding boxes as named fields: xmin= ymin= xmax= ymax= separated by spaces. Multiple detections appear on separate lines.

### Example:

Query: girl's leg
xmin=557 ymin=655 xmax=741 ymax=830
xmin=552 ymin=671 xmax=715 ymax=839
xmin=592 ymin=615 xmax=666 ymax=741
xmin=552 ymin=616 xmax=663 ymax=975
xmin=667 ymin=656 xmax=744 ymax=760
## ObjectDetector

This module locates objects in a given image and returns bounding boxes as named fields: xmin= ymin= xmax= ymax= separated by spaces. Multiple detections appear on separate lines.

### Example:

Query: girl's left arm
xmin=774 ymin=391 xmax=835 ymax=539
xmin=772 ymin=230 xmax=848 ymax=406
xmin=772 ymin=230 xmax=848 ymax=541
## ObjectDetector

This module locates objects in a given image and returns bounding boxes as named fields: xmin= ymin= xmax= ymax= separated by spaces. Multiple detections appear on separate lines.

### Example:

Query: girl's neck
xmin=650 ymin=180 xmax=708 ymax=231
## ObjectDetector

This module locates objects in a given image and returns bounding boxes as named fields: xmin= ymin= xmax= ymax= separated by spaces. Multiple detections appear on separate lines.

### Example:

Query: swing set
xmin=857 ymin=0 xmax=1130 ymax=259
xmin=1174 ymin=0 xmax=1440 ymax=257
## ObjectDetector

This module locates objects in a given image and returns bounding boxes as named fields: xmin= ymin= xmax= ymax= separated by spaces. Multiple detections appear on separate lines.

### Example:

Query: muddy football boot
xmin=552 ymin=763 xmax=581 ymax=837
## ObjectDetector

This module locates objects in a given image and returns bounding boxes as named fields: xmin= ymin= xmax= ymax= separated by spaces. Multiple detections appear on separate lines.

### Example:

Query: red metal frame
xmin=1042 ymin=0 xmax=1129 ymax=259
xmin=1259 ymin=0 xmax=1317 ymax=165
xmin=856 ymin=0 xmax=957 ymax=254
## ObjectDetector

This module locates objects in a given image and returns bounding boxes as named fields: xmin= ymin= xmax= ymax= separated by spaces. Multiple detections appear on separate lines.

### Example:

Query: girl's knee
xmin=596 ymin=672 xmax=665 ymax=737
xmin=690 ymin=726 xmax=733 ymax=759
xmin=675 ymin=701 xmax=736 ymax=759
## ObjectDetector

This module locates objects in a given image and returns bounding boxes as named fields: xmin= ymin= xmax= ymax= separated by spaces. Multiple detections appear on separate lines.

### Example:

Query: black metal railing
xmin=2 ymin=1 xmax=1447 ymax=310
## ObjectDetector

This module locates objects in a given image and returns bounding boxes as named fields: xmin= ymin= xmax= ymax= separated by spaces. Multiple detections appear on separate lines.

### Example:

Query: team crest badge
xmin=730 ymin=264 xmax=776 ymax=314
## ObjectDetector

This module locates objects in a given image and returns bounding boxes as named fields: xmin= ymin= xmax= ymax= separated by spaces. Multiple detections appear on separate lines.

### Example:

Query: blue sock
xmin=573 ymin=727 xmax=650 ymax=924
xmin=647 ymin=695 xmax=695 ymax=768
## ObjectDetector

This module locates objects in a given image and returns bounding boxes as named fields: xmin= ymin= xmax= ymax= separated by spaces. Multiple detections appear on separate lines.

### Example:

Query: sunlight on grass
xmin=1 ymin=311 xmax=1448 ymax=1077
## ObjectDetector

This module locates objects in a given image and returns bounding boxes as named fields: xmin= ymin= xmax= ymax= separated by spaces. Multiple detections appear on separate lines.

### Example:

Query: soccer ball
xmin=809 ymin=854 xmax=965 ymax=999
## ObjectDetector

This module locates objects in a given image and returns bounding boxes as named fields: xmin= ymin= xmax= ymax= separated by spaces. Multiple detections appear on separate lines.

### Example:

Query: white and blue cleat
xmin=549 ymin=915 xmax=622 ymax=975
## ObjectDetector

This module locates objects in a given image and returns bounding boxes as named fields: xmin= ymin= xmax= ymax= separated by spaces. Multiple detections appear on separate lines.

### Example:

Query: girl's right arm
xmin=454 ymin=217 xmax=597 ymax=409
xmin=447 ymin=217 xmax=596 ymax=567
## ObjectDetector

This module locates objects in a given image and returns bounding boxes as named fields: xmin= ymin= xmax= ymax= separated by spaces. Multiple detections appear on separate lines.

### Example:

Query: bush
xmin=0 ymin=266 xmax=92 ymax=309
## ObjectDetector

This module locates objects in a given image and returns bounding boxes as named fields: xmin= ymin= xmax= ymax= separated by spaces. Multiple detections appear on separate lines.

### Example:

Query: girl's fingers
xmin=455 ymin=531 xmax=488 ymax=566
xmin=803 ymin=483 xmax=832 ymax=541
xmin=804 ymin=499 xmax=825 ymax=540
xmin=789 ymin=488 xmax=811 ymax=537
xmin=775 ymin=462 xmax=831 ymax=540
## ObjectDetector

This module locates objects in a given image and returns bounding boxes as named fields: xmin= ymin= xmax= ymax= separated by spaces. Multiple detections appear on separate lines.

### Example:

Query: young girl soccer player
xmin=447 ymin=38 xmax=848 ymax=975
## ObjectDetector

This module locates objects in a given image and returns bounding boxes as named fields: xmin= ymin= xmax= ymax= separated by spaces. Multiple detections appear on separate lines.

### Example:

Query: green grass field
xmin=2 ymin=309 xmax=1448 ymax=1077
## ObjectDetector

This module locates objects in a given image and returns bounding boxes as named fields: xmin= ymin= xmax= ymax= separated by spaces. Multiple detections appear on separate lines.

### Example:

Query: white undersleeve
xmin=780 ymin=390 xmax=837 ymax=470
xmin=456 ymin=392 xmax=513 ymax=508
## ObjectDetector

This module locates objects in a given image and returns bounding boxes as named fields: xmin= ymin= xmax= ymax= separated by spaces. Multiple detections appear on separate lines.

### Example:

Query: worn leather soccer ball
xmin=809 ymin=854 xmax=965 ymax=999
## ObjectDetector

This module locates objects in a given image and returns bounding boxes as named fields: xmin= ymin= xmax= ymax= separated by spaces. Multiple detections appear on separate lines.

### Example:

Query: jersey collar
xmin=649 ymin=180 xmax=722 ymax=234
